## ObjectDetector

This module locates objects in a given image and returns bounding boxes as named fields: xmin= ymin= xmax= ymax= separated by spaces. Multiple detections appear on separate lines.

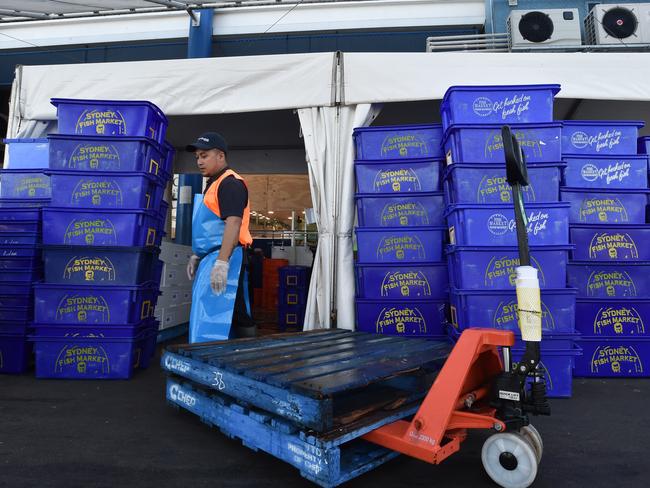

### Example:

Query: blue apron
xmin=189 ymin=194 xmax=249 ymax=343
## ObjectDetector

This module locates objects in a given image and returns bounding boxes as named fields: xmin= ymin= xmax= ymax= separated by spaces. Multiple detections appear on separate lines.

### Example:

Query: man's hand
xmin=186 ymin=254 xmax=201 ymax=280
xmin=210 ymin=259 xmax=230 ymax=295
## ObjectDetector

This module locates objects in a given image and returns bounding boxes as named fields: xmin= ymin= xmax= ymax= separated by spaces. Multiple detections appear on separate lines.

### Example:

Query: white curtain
xmin=298 ymin=103 xmax=380 ymax=330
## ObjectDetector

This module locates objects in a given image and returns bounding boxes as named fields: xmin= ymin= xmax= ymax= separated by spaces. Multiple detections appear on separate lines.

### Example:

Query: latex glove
xmin=186 ymin=254 xmax=201 ymax=281
xmin=210 ymin=259 xmax=230 ymax=295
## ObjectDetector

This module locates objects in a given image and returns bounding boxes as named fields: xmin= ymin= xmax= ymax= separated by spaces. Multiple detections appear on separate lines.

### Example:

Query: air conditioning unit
xmin=586 ymin=3 xmax=650 ymax=45
xmin=508 ymin=9 xmax=582 ymax=48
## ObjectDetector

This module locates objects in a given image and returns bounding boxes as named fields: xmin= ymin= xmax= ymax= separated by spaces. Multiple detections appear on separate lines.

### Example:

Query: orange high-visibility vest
xmin=204 ymin=169 xmax=253 ymax=247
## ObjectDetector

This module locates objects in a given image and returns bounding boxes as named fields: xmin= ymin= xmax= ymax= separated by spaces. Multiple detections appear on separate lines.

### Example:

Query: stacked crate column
xmin=441 ymin=84 xmax=577 ymax=397
xmin=353 ymin=124 xmax=448 ymax=338
xmin=561 ymin=120 xmax=650 ymax=377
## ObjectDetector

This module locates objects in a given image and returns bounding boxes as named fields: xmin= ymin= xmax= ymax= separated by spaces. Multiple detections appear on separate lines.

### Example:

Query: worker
xmin=185 ymin=132 xmax=256 ymax=342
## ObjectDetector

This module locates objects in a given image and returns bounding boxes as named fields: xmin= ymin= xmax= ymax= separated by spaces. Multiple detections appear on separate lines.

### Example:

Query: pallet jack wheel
xmin=520 ymin=424 xmax=543 ymax=464
xmin=481 ymin=432 xmax=538 ymax=488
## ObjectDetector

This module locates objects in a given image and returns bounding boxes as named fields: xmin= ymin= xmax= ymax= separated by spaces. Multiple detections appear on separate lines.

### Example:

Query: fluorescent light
xmin=268 ymin=210 xmax=274 ymax=214
xmin=288 ymin=216 xmax=293 ymax=220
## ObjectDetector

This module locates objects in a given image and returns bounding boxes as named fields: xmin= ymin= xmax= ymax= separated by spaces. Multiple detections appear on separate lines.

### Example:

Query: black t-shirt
xmin=204 ymin=167 xmax=248 ymax=219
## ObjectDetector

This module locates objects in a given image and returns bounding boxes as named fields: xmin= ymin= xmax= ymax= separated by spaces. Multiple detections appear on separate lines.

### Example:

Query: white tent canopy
xmin=343 ymin=52 xmax=650 ymax=104
xmin=8 ymin=51 xmax=650 ymax=331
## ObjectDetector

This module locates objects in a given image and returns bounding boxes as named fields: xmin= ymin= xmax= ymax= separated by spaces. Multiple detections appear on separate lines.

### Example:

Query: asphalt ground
xmin=1 ymin=342 xmax=649 ymax=488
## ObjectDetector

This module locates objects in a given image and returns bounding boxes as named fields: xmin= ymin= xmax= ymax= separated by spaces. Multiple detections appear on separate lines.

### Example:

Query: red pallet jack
xmin=363 ymin=127 xmax=550 ymax=488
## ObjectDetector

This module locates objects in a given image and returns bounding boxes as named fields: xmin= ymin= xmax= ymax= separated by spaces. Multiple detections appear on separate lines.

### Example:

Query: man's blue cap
xmin=186 ymin=132 xmax=228 ymax=153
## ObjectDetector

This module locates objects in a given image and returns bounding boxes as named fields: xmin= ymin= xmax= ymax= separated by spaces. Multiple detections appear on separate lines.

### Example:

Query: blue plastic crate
xmin=42 ymin=207 xmax=160 ymax=247
xmin=2 ymin=138 xmax=48 ymax=169
xmin=51 ymin=98 xmax=168 ymax=145
xmin=567 ymin=261 xmax=650 ymax=298
xmin=0 ymin=205 xmax=41 ymax=221
xmin=0 ymin=244 xmax=41 ymax=259
xmin=443 ymin=163 xmax=563 ymax=205
xmin=0 ymin=257 xmax=41 ymax=272
xmin=560 ymin=187 xmax=650 ymax=224
xmin=34 ymin=282 xmax=158 ymax=325
xmin=278 ymin=307 xmax=305 ymax=329
xmin=446 ymin=330 xmax=582 ymax=384
xmin=443 ymin=122 xmax=562 ymax=164
xmin=354 ymin=158 xmax=442 ymax=193
xmin=0 ymin=281 xmax=33 ymax=298
xmin=48 ymin=170 xmax=163 ymax=210
xmin=137 ymin=321 xmax=159 ymax=370
xmin=162 ymin=141 xmax=176 ymax=175
xmin=512 ymin=342 xmax=580 ymax=398
xmin=562 ymin=154 xmax=648 ymax=189
xmin=441 ymin=84 xmax=560 ymax=130
xmin=353 ymin=124 xmax=444 ymax=160
xmin=43 ymin=246 xmax=160 ymax=285
xmin=355 ymin=298 xmax=446 ymax=336
xmin=0 ymin=267 xmax=42 ymax=282
xmin=0 ymin=198 xmax=50 ymax=208
xmin=445 ymin=203 xmax=570 ymax=246
xmin=0 ymin=293 xmax=33 ymax=308
xmin=48 ymin=134 xmax=164 ymax=175
xmin=278 ymin=266 xmax=310 ymax=288
xmin=355 ymin=262 xmax=448 ymax=299
xmin=0 ymin=170 xmax=50 ymax=198
xmin=31 ymin=332 xmax=144 ymax=379
xmin=0 ymin=221 xmax=40 ymax=233
xmin=31 ymin=320 xmax=150 ymax=339
xmin=355 ymin=192 xmax=445 ymax=227
xmin=574 ymin=336 xmax=650 ymax=377
xmin=449 ymin=287 xmax=577 ymax=333
xmin=355 ymin=226 xmax=446 ymax=263
xmin=278 ymin=290 xmax=308 ymax=307
xmin=152 ymin=259 xmax=164 ymax=287
xmin=562 ymin=120 xmax=644 ymax=155
xmin=570 ymin=224 xmax=650 ymax=261
xmin=0 ymin=333 xmax=32 ymax=374
xmin=0 ymin=321 xmax=31 ymax=335
xmin=0 ymin=232 xmax=41 ymax=246
xmin=0 ymin=306 xmax=33 ymax=322
xmin=446 ymin=245 xmax=572 ymax=289
xmin=576 ymin=298 xmax=650 ymax=336
xmin=638 ymin=136 xmax=650 ymax=154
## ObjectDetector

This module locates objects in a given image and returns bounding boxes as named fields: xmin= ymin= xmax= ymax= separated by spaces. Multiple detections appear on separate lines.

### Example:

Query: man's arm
xmin=217 ymin=216 xmax=242 ymax=263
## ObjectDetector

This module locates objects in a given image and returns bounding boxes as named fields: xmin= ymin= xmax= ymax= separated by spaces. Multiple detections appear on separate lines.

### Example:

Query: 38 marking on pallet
xmin=212 ymin=371 xmax=226 ymax=390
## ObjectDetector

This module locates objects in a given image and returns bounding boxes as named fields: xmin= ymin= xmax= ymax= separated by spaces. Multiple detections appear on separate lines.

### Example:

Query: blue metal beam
xmin=176 ymin=8 xmax=214 ymax=245
xmin=188 ymin=8 xmax=214 ymax=58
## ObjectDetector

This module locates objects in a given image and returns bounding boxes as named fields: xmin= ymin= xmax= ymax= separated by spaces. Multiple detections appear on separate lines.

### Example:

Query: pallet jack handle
xmin=497 ymin=126 xmax=550 ymax=416
xmin=503 ymin=126 xmax=530 ymax=266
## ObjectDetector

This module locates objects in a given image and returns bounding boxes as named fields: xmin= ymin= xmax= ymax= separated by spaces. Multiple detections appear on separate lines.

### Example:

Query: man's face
xmin=195 ymin=148 xmax=225 ymax=177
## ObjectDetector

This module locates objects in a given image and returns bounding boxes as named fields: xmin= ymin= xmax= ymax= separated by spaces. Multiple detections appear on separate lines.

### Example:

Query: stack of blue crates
xmin=277 ymin=265 xmax=310 ymax=330
xmin=441 ymin=84 xmax=578 ymax=397
xmin=352 ymin=124 xmax=449 ymax=338
xmin=28 ymin=98 xmax=173 ymax=380
xmin=0 ymin=142 xmax=51 ymax=373
xmin=560 ymin=121 xmax=650 ymax=378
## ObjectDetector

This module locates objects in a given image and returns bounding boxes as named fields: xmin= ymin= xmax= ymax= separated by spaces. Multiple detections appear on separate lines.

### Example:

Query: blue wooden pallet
xmin=167 ymin=376 xmax=417 ymax=488
xmin=161 ymin=329 xmax=451 ymax=431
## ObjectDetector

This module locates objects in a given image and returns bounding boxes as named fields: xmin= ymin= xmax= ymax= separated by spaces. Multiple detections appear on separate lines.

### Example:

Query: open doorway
xmin=163 ymin=109 xmax=315 ymax=335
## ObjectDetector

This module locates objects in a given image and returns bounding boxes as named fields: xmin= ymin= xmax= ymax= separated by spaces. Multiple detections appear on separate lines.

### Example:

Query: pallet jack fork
xmin=363 ymin=328 xmax=513 ymax=464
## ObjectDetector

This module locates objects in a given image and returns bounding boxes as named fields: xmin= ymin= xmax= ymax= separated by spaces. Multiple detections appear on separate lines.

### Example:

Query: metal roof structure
xmin=0 ymin=0 xmax=363 ymax=22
